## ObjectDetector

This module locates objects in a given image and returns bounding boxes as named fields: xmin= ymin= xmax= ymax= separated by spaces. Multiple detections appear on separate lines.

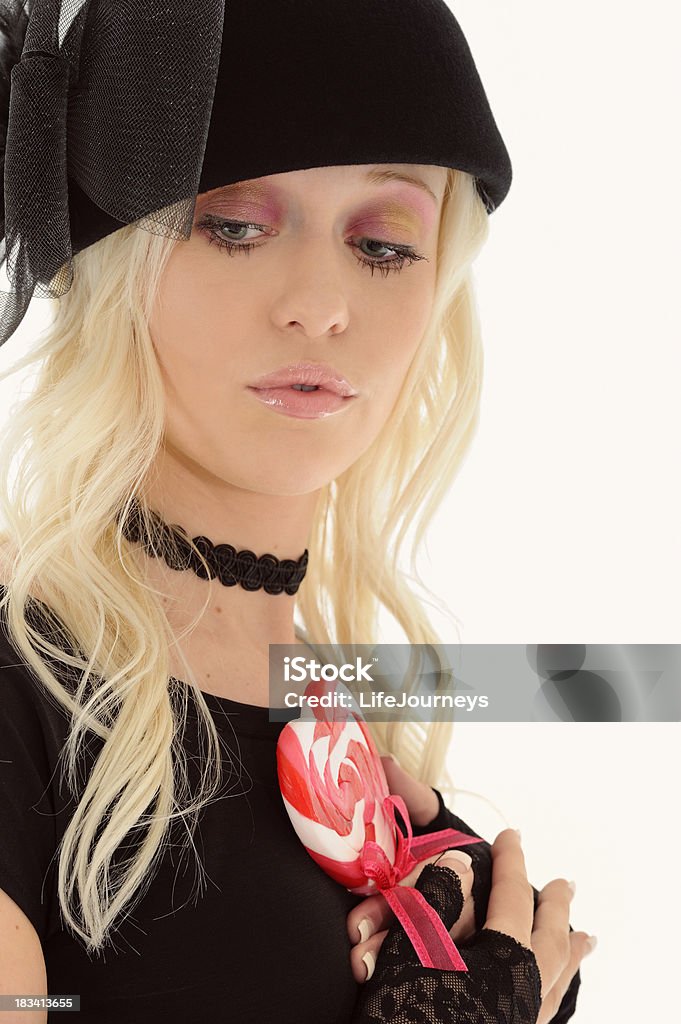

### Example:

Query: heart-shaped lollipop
xmin=276 ymin=676 xmax=483 ymax=970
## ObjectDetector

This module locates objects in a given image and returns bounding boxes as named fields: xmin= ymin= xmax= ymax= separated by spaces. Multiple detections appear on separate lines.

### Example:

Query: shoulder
xmin=0 ymin=578 xmax=72 ymax=744
xmin=0 ymin=571 xmax=66 ymax=950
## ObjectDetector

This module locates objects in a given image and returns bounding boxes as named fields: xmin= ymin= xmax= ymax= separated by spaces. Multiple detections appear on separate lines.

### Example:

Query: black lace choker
xmin=118 ymin=499 xmax=308 ymax=595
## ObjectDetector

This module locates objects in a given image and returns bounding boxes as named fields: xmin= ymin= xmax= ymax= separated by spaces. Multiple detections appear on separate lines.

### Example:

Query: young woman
xmin=0 ymin=1 xmax=594 ymax=1021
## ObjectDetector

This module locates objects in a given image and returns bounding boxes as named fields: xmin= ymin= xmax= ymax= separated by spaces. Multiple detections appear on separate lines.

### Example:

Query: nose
xmin=283 ymin=316 xmax=346 ymax=338
xmin=270 ymin=244 xmax=351 ymax=339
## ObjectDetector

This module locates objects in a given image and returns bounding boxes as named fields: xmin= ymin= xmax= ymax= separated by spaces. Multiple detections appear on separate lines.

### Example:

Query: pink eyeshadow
xmin=198 ymin=181 xmax=437 ymax=234
xmin=198 ymin=180 xmax=285 ymax=221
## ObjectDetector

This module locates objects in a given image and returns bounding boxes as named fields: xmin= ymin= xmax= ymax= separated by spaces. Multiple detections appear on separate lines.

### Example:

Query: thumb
xmin=412 ymin=851 xmax=472 ymax=933
xmin=380 ymin=754 xmax=439 ymax=827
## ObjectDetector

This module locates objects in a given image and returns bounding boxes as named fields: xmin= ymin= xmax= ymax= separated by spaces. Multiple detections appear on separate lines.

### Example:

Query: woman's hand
xmin=355 ymin=756 xmax=589 ymax=1022
xmin=485 ymin=831 xmax=595 ymax=1024
xmin=351 ymin=830 xmax=596 ymax=1024
xmin=347 ymin=847 xmax=476 ymax=983
xmin=347 ymin=754 xmax=476 ymax=983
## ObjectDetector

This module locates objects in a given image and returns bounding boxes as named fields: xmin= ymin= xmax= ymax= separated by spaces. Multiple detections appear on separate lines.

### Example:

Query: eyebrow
xmin=362 ymin=168 xmax=439 ymax=205
xmin=203 ymin=168 xmax=440 ymax=205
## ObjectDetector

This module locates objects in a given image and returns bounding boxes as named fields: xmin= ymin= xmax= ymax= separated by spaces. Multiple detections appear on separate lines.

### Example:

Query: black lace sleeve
xmin=407 ymin=789 xmax=582 ymax=1024
xmin=351 ymin=859 xmax=543 ymax=1023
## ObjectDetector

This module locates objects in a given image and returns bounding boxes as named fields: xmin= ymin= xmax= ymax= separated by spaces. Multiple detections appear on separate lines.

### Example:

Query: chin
xmin=223 ymin=460 xmax=344 ymax=496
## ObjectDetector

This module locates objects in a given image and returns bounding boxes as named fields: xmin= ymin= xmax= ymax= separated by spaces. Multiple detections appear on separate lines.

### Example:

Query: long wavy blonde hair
xmin=0 ymin=166 xmax=490 ymax=951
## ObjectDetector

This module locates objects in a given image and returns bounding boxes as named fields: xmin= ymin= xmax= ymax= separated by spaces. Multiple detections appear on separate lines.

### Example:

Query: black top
xmin=0 ymin=589 xmax=365 ymax=1022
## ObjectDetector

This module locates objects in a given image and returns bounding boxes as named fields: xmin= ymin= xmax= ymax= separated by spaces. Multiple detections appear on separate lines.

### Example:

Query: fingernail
xmin=385 ymin=753 xmax=401 ymax=768
xmin=357 ymin=917 xmax=372 ymax=943
xmin=514 ymin=829 xmax=522 ymax=841
xmin=439 ymin=850 xmax=473 ymax=872
xmin=567 ymin=880 xmax=576 ymax=897
xmin=585 ymin=935 xmax=598 ymax=955
xmin=362 ymin=950 xmax=376 ymax=981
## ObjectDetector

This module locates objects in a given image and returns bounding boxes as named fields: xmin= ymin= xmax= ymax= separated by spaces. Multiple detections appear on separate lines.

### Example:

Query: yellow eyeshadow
xmin=362 ymin=200 xmax=424 ymax=237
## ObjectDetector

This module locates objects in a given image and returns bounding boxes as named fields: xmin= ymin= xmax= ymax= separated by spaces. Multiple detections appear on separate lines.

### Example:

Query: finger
xmin=380 ymin=755 xmax=440 ymax=827
xmin=536 ymin=931 xmax=592 ymax=1024
xmin=448 ymin=886 xmax=477 ymax=943
xmin=411 ymin=850 xmax=472 ymax=933
xmin=347 ymin=851 xmax=474 ymax=945
xmin=347 ymin=892 xmax=393 ymax=945
xmin=533 ymin=878 xmax=573 ymax=937
xmin=530 ymin=879 xmax=574 ymax=995
xmin=350 ymin=928 xmax=389 ymax=983
xmin=483 ymin=829 xmax=534 ymax=948
xmin=418 ymin=851 xmax=476 ymax=942
xmin=400 ymin=848 xmax=474 ymax=889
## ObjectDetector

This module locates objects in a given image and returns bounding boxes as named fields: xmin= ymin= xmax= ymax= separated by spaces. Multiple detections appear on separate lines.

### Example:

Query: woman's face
xmin=148 ymin=163 xmax=448 ymax=496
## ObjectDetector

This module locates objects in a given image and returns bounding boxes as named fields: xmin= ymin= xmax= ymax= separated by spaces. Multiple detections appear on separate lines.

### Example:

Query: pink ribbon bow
xmin=359 ymin=793 xmax=483 ymax=971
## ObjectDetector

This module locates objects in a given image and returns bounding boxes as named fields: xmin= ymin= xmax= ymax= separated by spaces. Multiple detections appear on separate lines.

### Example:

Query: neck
xmin=135 ymin=459 xmax=320 ymax=653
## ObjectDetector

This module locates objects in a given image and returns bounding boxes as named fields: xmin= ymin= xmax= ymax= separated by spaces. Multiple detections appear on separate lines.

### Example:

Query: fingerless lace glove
xmin=351 ymin=858 xmax=543 ymax=1023
xmin=408 ymin=789 xmax=581 ymax=1024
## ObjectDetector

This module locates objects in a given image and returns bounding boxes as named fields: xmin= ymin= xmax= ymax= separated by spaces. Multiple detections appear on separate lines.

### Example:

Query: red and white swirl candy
xmin=276 ymin=678 xmax=483 ymax=971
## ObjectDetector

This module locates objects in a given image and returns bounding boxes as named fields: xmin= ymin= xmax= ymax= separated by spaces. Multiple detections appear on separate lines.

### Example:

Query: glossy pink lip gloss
xmin=247 ymin=385 xmax=357 ymax=419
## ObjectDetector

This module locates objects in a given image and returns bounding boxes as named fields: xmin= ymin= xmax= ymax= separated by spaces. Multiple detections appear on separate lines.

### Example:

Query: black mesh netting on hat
xmin=0 ymin=0 xmax=225 ymax=348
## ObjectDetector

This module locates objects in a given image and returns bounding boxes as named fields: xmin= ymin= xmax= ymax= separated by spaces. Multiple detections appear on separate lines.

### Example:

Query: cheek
xmin=148 ymin=245 xmax=239 ymax=383
xmin=340 ymin=275 xmax=435 ymax=466
xmin=361 ymin=274 xmax=436 ymax=397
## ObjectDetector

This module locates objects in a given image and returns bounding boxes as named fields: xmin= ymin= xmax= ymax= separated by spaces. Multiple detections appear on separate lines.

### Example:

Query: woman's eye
xmin=195 ymin=215 xmax=428 ymax=277
xmin=197 ymin=216 xmax=266 ymax=247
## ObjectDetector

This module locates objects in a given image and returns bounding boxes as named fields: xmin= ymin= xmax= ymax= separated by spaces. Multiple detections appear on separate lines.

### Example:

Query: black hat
xmin=0 ymin=0 xmax=512 ymax=349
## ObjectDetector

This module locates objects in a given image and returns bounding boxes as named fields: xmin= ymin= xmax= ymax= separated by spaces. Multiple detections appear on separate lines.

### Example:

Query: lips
xmin=248 ymin=384 xmax=355 ymax=419
xmin=249 ymin=362 xmax=357 ymax=397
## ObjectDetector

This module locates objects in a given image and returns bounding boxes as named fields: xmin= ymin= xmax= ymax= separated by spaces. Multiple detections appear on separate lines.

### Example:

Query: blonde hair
xmin=0 ymin=166 xmax=490 ymax=952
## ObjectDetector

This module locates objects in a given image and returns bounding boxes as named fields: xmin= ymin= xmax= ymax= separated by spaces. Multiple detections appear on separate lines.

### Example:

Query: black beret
xmin=0 ymin=0 xmax=512 ymax=348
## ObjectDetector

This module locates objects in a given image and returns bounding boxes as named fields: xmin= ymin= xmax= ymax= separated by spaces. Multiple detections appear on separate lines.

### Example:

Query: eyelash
xmin=195 ymin=215 xmax=428 ymax=277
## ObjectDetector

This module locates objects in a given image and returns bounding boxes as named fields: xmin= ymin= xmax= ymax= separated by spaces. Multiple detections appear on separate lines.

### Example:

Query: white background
xmin=1 ymin=3 xmax=679 ymax=1022
xmin=415 ymin=5 xmax=679 ymax=1023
